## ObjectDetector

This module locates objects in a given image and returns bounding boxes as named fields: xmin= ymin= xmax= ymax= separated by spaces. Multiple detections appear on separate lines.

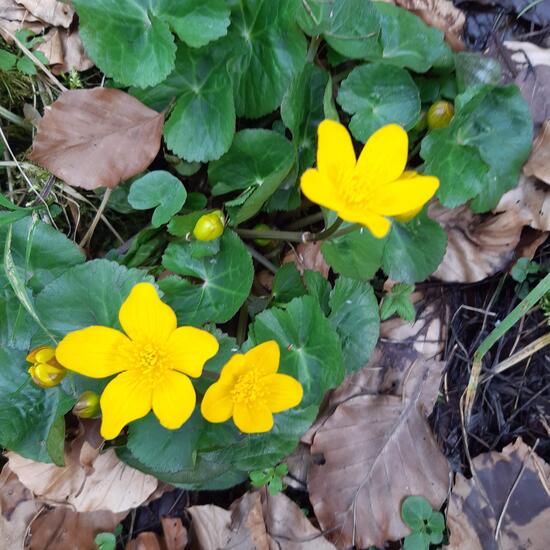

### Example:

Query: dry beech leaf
xmin=126 ymin=532 xmax=165 ymax=550
xmin=282 ymin=242 xmax=330 ymax=278
xmin=29 ymin=88 xmax=164 ymax=190
xmin=30 ymin=507 xmax=127 ymax=550
xmin=447 ymin=438 xmax=550 ymax=550
xmin=15 ymin=0 xmax=74 ymax=27
xmin=430 ymin=202 xmax=525 ymax=282
xmin=515 ymin=66 xmax=550 ymax=126
xmin=393 ymin=0 xmax=465 ymax=51
xmin=8 ymin=423 xmax=157 ymax=513
xmin=308 ymin=356 xmax=449 ymax=548
xmin=35 ymin=27 xmax=94 ymax=74
xmin=505 ymin=41 xmax=550 ymax=68
xmin=189 ymin=490 xmax=336 ymax=550
xmin=160 ymin=517 xmax=188 ymax=550
xmin=524 ymin=121 xmax=550 ymax=184
xmin=0 ymin=0 xmax=46 ymax=41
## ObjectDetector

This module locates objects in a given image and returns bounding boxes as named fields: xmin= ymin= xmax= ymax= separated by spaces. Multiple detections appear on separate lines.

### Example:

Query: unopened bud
xmin=27 ymin=345 xmax=66 ymax=388
xmin=73 ymin=391 xmax=101 ymax=419
xmin=193 ymin=211 xmax=225 ymax=241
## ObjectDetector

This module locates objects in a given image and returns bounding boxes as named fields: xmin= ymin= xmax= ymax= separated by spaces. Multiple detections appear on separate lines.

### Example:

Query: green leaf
xmin=94 ymin=532 xmax=117 ymax=550
xmin=128 ymin=171 xmax=186 ymax=227
xmin=370 ymin=2 xmax=452 ymax=73
xmin=34 ymin=259 xmax=155 ymax=340
xmin=0 ymin=284 xmax=38 ymax=350
xmin=297 ymin=0 xmax=381 ymax=59
xmin=161 ymin=230 xmax=253 ymax=325
xmin=511 ymin=257 xmax=540 ymax=283
xmin=401 ymin=495 xmax=433 ymax=530
xmin=225 ymin=0 xmax=307 ymax=118
xmin=208 ymin=129 xmax=295 ymax=223
xmin=16 ymin=56 xmax=37 ymax=75
xmin=267 ymin=476 xmax=283 ymax=495
xmin=0 ymin=347 xmax=73 ymax=463
xmin=303 ymin=270 xmax=331 ymax=315
xmin=73 ymin=0 xmax=230 ymax=87
xmin=382 ymin=210 xmax=447 ymax=283
xmin=454 ymin=52 xmax=501 ymax=93
xmin=329 ymin=278 xmax=379 ymax=373
xmin=337 ymin=62 xmax=420 ymax=141
xmin=427 ymin=511 xmax=445 ymax=534
xmin=167 ymin=211 xmax=204 ymax=237
xmin=421 ymin=84 xmax=532 ymax=211
xmin=133 ymin=44 xmax=235 ymax=162
xmin=0 ymin=49 xmax=17 ymax=71
xmin=272 ymin=263 xmax=307 ymax=304
xmin=274 ymin=463 xmax=288 ymax=476
xmin=403 ymin=532 xmax=431 ymax=550
xmin=380 ymin=283 xmax=416 ymax=322
xmin=250 ymin=469 xmax=272 ymax=487
xmin=321 ymin=227 xmax=385 ymax=281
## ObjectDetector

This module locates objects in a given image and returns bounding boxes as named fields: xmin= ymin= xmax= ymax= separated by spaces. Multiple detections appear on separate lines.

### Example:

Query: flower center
xmin=339 ymin=173 xmax=371 ymax=205
xmin=135 ymin=343 xmax=168 ymax=383
xmin=231 ymin=370 xmax=266 ymax=404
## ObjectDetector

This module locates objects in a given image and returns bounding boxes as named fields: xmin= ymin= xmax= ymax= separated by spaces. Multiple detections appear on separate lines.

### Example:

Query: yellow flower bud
xmin=73 ymin=391 xmax=101 ymax=419
xmin=27 ymin=345 xmax=66 ymax=388
xmin=193 ymin=211 xmax=225 ymax=241
xmin=427 ymin=100 xmax=454 ymax=130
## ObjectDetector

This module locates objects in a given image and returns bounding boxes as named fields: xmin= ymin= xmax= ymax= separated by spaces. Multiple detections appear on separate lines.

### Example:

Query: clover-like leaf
xmin=337 ymin=62 xmax=420 ymax=141
xmin=402 ymin=495 xmax=434 ymax=531
xmin=380 ymin=283 xmax=416 ymax=322
xmin=128 ymin=171 xmax=187 ymax=227
xmin=133 ymin=44 xmax=235 ymax=162
xmin=73 ymin=0 xmax=230 ymax=87
xmin=225 ymin=0 xmax=307 ymax=118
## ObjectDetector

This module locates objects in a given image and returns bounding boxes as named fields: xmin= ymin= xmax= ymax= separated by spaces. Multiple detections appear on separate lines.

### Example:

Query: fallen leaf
xmin=430 ymin=202 xmax=524 ymax=282
xmin=160 ymin=517 xmax=187 ymax=550
xmin=515 ymin=65 xmax=550 ymax=126
xmin=189 ymin=490 xmax=336 ymax=550
xmin=447 ymin=438 xmax=550 ymax=549
xmin=524 ymin=121 xmax=550 ymax=184
xmin=30 ymin=507 xmax=126 ymax=550
xmin=29 ymin=88 xmax=164 ymax=190
xmin=126 ymin=532 xmax=165 ymax=550
xmin=0 ymin=0 xmax=46 ymax=41
xmin=282 ymin=242 xmax=330 ymax=278
xmin=307 ymin=356 xmax=449 ymax=548
xmin=8 ymin=423 xmax=158 ymax=514
xmin=505 ymin=41 xmax=550 ymax=68
xmin=35 ymin=27 xmax=94 ymax=74
xmin=15 ymin=0 xmax=74 ymax=28
xmin=394 ymin=0 xmax=465 ymax=51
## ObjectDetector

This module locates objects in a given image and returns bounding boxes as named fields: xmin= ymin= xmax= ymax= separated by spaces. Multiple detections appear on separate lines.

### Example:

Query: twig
xmin=246 ymin=245 xmax=278 ymax=274
xmin=79 ymin=188 xmax=112 ymax=247
xmin=0 ymin=105 xmax=32 ymax=130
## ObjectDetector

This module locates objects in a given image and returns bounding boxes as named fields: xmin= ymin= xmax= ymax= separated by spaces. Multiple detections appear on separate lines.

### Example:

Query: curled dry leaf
xmin=8 ymin=423 xmax=158 ymax=514
xmin=524 ymin=121 xmax=550 ymax=184
xmin=189 ymin=489 xmax=336 ymax=550
xmin=283 ymin=241 xmax=330 ymax=278
xmin=447 ymin=438 xmax=550 ymax=550
xmin=307 ymin=355 xmax=449 ymax=548
xmin=0 ymin=0 xmax=46 ymax=41
xmin=15 ymin=0 xmax=74 ymax=28
xmin=29 ymin=88 xmax=164 ymax=190
xmin=505 ymin=41 xmax=550 ymax=68
xmin=125 ymin=532 xmax=165 ymax=550
xmin=515 ymin=66 xmax=550 ymax=126
xmin=35 ymin=27 xmax=94 ymax=74
xmin=160 ymin=517 xmax=188 ymax=550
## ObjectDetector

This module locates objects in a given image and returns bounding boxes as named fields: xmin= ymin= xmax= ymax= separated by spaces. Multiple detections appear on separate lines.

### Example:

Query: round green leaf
xmin=403 ymin=532 xmax=431 ymax=550
xmin=402 ymin=495 xmax=433 ymax=530
xmin=338 ymin=62 xmax=420 ymax=141
xmin=225 ymin=0 xmax=307 ymax=118
xmin=382 ymin=210 xmax=447 ymax=283
xmin=160 ymin=230 xmax=253 ymax=326
xmin=208 ymin=129 xmax=295 ymax=223
xmin=73 ymin=0 xmax=230 ymax=87
xmin=329 ymin=278 xmax=379 ymax=373
xmin=128 ymin=171 xmax=187 ymax=227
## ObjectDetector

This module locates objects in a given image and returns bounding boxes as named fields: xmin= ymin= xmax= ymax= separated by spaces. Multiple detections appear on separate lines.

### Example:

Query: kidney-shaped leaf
xmin=29 ymin=88 xmax=164 ymax=190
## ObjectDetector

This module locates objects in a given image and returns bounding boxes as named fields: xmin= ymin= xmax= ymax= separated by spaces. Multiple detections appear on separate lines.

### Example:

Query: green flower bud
xmin=427 ymin=100 xmax=454 ymax=130
xmin=193 ymin=211 xmax=225 ymax=241
xmin=252 ymin=223 xmax=272 ymax=247
xmin=73 ymin=391 xmax=101 ymax=419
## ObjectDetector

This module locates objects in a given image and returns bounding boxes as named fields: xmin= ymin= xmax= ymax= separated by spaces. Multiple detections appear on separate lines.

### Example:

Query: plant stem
xmin=246 ymin=245 xmax=278 ymax=274
xmin=237 ymin=228 xmax=305 ymax=243
xmin=287 ymin=211 xmax=325 ymax=230
xmin=307 ymin=217 xmax=344 ymax=241
xmin=306 ymin=36 xmax=321 ymax=63
xmin=236 ymin=304 xmax=249 ymax=346
xmin=79 ymin=188 xmax=112 ymax=247
xmin=0 ymin=106 xmax=32 ymax=130
xmin=322 ymin=222 xmax=361 ymax=241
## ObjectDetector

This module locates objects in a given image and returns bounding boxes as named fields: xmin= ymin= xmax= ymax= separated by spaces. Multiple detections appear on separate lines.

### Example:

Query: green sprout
xmin=249 ymin=463 xmax=288 ymax=496
xmin=401 ymin=496 xmax=445 ymax=550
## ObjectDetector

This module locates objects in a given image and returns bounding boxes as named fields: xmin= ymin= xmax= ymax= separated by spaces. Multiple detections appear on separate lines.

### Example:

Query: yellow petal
xmin=263 ymin=373 xmax=303 ymax=413
xmin=119 ymin=282 xmax=176 ymax=345
xmin=337 ymin=207 xmax=392 ymax=238
xmin=218 ymin=354 xmax=248 ymax=385
xmin=152 ymin=370 xmax=196 ymax=430
xmin=165 ymin=326 xmax=219 ymax=378
xmin=233 ymin=401 xmax=273 ymax=433
xmin=355 ymin=124 xmax=408 ymax=186
xmin=300 ymin=168 xmax=343 ymax=211
xmin=200 ymin=381 xmax=234 ymax=423
xmin=368 ymin=174 xmax=439 ymax=217
xmin=100 ymin=370 xmax=152 ymax=439
xmin=56 ymin=326 xmax=133 ymax=378
xmin=394 ymin=206 xmax=423 ymax=223
xmin=245 ymin=340 xmax=280 ymax=376
xmin=316 ymin=119 xmax=356 ymax=186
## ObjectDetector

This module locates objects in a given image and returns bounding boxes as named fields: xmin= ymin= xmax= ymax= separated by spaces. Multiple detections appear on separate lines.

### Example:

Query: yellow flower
xmin=27 ymin=345 xmax=66 ymax=388
xmin=300 ymin=119 xmax=439 ymax=238
xmin=200 ymin=341 xmax=303 ymax=433
xmin=56 ymin=282 xmax=219 ymax=440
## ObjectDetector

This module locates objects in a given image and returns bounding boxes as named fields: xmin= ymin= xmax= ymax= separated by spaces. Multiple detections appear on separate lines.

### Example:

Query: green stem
xmin=236 ymin=304 xmax=249 ymax=346
xmin=306 ymin=35 xmax=321 ymax=63
xmin=287 ymin=211 xmax=324 ymax=230
xmin=307 ymin=218 xmax=344 ymax=241
xmin=237 ymin=228 xmax=304 ymax=243
xmin=324 ymin=223 xmax=361 ymax=241
xmin=0 ymin=106 xmax=32 ymax=130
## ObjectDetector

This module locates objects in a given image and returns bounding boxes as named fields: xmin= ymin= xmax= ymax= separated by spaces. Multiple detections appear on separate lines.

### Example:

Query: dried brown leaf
xmin=524 ymin=121 xmax=550 ymax=184
xmin=0 ymin=0 xmax=46 ymax=41
xmin=307 ymin=357 xmax=449 ymax=548
xmin=29 ymin=88 xmax=164 ymax=190
xmin=35 ymin=27 xmax=94 ymax=74
xmin=515 ymin=66 xmax=550 ymax=126
xmin=160 ymin=517 xmax=187 ymax=550
xmin=505 ymin=41 xmax=550 ymax=68
xmin=15 ymin=0 xmax=74 ymax=27
xmin=282 ymin=242 xmax=330 ymax=278
xmin=189 ymin=490 xmax=335 ymax=550
xmin=447 ymin=438 xmax=550 ymax=550
xmin=126 ymin=532 xmax=166 ymax=550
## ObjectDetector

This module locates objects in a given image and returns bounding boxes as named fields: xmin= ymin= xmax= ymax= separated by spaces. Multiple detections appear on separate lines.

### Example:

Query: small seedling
xmin=511 ymin=257 xmax=542 ymax=299
xmin=401 ymin=496 xmax=445 ymax=550
xmin=380 ymin=283 xmax=416 ymax=322
xmin=94 ymin=524 xmax=122 ymax=550
xmin=249 ymin=463 xmax=288 ymax=496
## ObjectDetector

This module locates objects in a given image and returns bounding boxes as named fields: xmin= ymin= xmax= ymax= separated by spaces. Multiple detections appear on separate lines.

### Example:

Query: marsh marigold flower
xmin=300 ymin=120 xmax=439 ymax=238
xmin=200 ymin=341 xmax=303 ymax=433
xmin=56 ymin=282 xmax=219 ymax=440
